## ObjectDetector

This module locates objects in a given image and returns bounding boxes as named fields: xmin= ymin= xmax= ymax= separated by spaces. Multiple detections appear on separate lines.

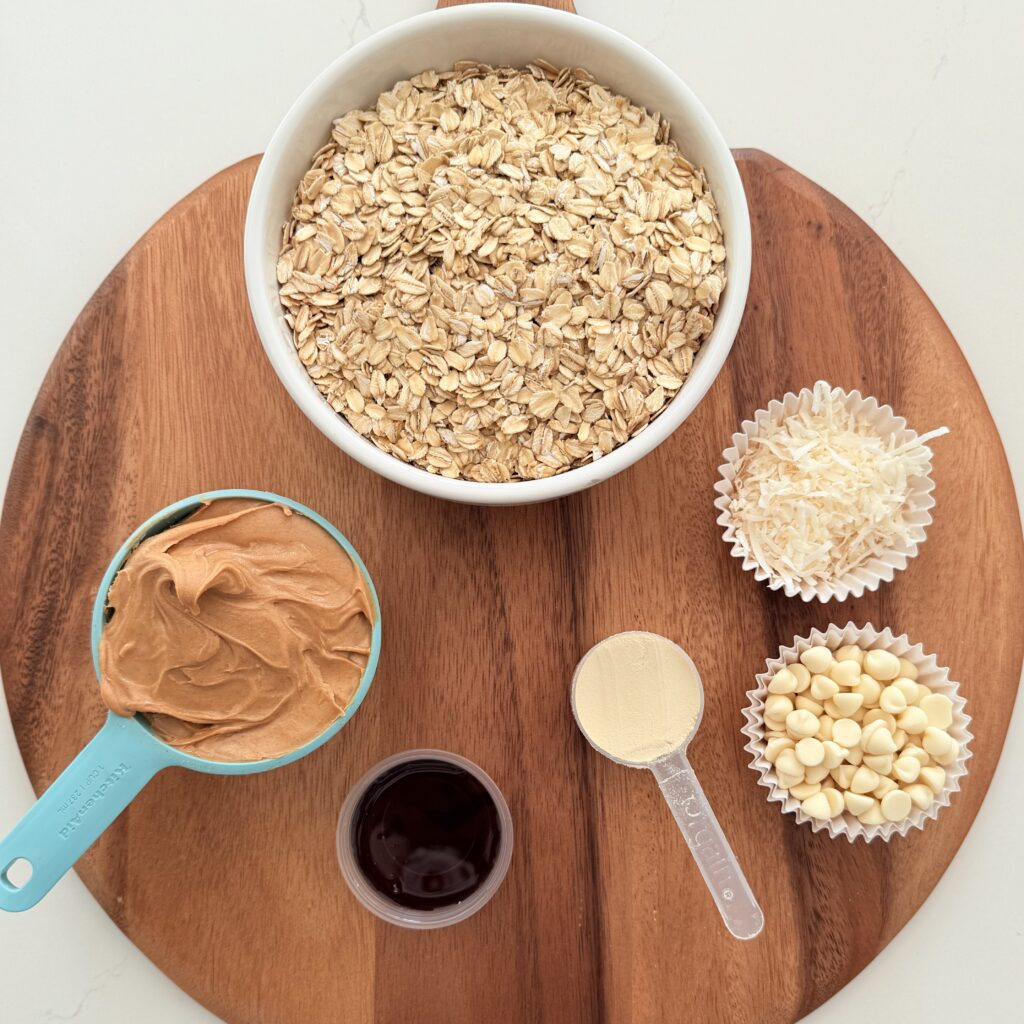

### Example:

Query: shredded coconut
xmin=728 ymin=382 xmax=948 ymax=588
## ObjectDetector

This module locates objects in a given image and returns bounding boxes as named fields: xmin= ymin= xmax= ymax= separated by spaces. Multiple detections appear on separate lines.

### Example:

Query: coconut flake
xmin=728 ymin=382 xmax=948 ymax=588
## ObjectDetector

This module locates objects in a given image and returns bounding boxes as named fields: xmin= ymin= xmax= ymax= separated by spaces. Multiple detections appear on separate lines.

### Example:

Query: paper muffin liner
xmin=741 ymin=622 xmax=972 ymax=842
xmin=713 ymin=381 xmax=943 ymax=602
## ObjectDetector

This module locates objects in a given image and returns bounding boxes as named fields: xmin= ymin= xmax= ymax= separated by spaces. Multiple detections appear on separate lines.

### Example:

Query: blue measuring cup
xmin=0 ymin=488 xmax=382 ymax=911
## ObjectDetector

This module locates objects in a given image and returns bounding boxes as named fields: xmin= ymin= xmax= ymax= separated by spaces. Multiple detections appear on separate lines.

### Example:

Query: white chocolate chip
xmin=795 ymin=737 xmax=825 ymax=766
xmin=804 ymin=763 xmax=830 ymax=784
xmin=933 ymin=738 xmax=960 ymax=767
xmin=858 ymin=801 xmax=885 ymax=826
xmin=775 ymin=748 xmax=804 ymax=778
xmin=846 ymin=746 xmax=864 ymax=766
xmin=893 ymin=678 xmax=920 ymax=705
xmin=801 ymin=792 xmax=834 ymax=821
xmin=789 ymin=663 xmax=811 ymax=692
xmin=854 ymin=675 xmax=882 ymax=707
xmin=767 ymin=668 xmax=799 ymax=694
xmin=881 ymin=788 xmax=913 ymax=821
xmin=922 ymin=726 xmax=953 ymax=757
xmin=800 ymin=646 xmax=833 ymax=675
xmin=787 ymin=710 xmax=821 ymax=739
xmin=844 ymin=791 xmax=874 ymax=815
xmin=915 ymin=683 xmax=932 ymax=704
xmin=919 ymin=765 xmax=946 ymax=793
xmin=831 ymin=764 xmax=857 ymax=789
xmin=893 ymin=755 xmax=921 ymax=783
xmin=764 ymin=694 xmax=794 ymax=721
xmin=902 ymin=744 xmax=930 ymax=765
xmin=863 ymin=649 xmax=901 ymax=682
xmin=815 ymin=715 xmax=834 ymax=741
xmin=831 ymin=692 xmax=864 ymax=717
xmin=777 ymin=770 xmax=804 ymax=790
xmin=832 ymin=718 xmax=862 ymax=748
xmin=879 ymin=685 xmax=908 ymax=714
xmin=795 ymin=695 xmax=824 ymax=716
xmin=764 ymin=737 xmax=795 ymax=763
xmin=897 ymin=706 xmax=928 ymax=734
xmin=862 ymin=709 xmax=897 ymax=730
xmin=810 ymin=675 xmax=840 ymax=701
xmin=828 ymin=660 xmax=862 ymax=688
xmin=860 ymin=719 xmax=885 ymax=744
xmin=873 ymin=776 xmax=898 ymax=799
xmin=850 ymin=766 xmax=880 ymax=794
xmin=897 ymin=657 xmax=919 ymax=681
xmin=790 ymin=781 xmax=822 ymax=800
xmin=834 ymin=644 xmax=865 ymax=665
xmin=920 ymin=693 xmax=954 ymax=730
xmin=904 ymin=783 xmax=934 ymax=810
xmin=822 ymin=741 xmax=847 ymax=769
xmin=823 ymin=787 xmax=845 ymax=817
xmin=863 ymin=753 xmax=894 ymax=775
xmin=864 ymin=727 xmax=897 ymax=755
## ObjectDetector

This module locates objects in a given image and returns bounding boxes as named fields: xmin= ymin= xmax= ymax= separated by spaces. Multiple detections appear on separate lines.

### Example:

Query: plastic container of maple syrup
xmin=336 ymin=749 xmax=513 ymax=929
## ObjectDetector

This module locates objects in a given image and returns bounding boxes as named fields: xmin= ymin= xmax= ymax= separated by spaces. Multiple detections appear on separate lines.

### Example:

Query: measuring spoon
xmin=571 ymin=632 xmax=763 ymax=940
xmin=0 ymin=488 xmax=382 ymax=912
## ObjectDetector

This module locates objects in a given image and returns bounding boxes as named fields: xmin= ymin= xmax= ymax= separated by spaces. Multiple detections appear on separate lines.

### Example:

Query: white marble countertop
xmin=1 ymin=1 xmax=1021 ymax=1020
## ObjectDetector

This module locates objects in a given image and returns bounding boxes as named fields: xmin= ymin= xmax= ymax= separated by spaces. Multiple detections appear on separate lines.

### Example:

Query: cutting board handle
xmin=437 ymin=1 xmax=577 ymax=13
xmin=0 ymin=713 xmax=168 ymax=911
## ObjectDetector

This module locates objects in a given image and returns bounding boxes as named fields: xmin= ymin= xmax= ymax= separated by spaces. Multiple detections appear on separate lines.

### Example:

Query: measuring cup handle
xmin=0 ymin=713 xmax=167 ymax=911
xmin=650 ymin=749 xmax=764 ymax=940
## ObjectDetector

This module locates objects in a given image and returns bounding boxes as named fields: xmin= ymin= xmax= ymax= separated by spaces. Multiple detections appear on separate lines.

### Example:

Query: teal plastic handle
xmin=0 ymin=713 xmax=169 ymax=911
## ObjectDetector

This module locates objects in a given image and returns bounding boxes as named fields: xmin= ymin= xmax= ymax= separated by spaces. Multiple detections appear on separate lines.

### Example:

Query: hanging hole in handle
xmin=1 ymin=857 xmax=33 ymax=889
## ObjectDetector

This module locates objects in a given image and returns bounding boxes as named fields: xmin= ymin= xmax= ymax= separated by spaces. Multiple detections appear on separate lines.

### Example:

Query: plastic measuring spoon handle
xmin=651 ymin=748 xmax=764 ymax=940
xmin=0 ymin=713 xmax=168 ymax=911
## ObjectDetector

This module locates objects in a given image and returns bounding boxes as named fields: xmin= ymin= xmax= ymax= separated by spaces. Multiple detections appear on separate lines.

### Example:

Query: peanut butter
xmin=99 ymin=499 xmax=374 ymax=761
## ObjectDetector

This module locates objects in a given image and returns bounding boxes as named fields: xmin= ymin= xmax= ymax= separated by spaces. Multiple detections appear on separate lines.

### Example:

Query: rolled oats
xmin=278 ymin=61 xmax=726 ymax=482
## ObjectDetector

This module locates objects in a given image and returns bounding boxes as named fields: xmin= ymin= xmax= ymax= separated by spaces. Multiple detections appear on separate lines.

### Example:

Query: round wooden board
xmin=1 ymin=151 xmax=1021 ymax=1024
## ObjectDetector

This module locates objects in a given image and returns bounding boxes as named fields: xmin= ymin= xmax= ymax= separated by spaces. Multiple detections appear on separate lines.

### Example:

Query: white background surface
xmin=1 ymin=1 xmax=1021 ymax=1020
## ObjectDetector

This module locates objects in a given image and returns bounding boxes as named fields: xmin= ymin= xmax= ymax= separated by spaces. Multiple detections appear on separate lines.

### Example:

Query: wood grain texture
xmin=1 ymin=151 xmax=1021 ymax=1024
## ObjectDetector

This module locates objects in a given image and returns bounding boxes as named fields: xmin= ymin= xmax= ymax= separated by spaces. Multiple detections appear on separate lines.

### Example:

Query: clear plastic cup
xmin=336 ymin=749 xmax=513 ymax=930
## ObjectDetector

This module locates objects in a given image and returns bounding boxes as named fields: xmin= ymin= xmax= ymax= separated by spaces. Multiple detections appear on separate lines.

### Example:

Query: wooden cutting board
xmin=3 ymin=0 xmax=1023 ymax=1006
xmin=2 ymin=148 xmax=1022 ymax=1024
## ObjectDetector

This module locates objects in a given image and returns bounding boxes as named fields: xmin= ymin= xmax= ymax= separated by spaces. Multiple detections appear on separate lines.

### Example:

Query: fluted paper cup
xmin=741 ymin=622 xmax=972 ymax=842
xmin=714 ymin=382 xmax=944 ymax=602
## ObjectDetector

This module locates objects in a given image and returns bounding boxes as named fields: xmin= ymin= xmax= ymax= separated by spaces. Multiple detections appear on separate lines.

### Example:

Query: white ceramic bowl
xmin=244 ymin=3 xmax=751 ymax=505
